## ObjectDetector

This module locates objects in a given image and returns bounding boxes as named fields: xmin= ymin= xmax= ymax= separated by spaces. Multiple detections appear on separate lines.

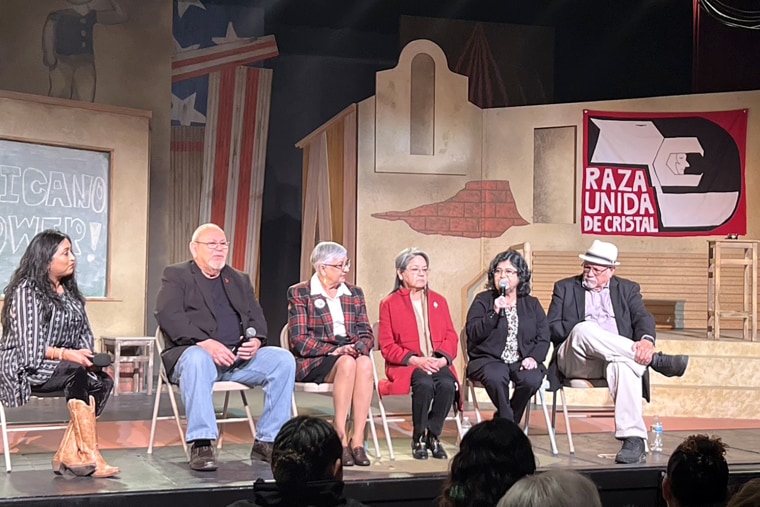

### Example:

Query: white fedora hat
xmin=579 ymin=240 xmax=620 ymax=267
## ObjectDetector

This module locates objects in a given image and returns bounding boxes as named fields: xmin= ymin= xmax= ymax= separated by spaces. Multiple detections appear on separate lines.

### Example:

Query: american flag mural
xmin=171 ymin=1 xmax=277 ymax=284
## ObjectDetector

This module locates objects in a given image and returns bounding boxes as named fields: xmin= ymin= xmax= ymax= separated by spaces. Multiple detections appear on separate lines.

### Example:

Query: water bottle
xmin=651 ymin=415 xmax=663 ymax=453
xmin=461 ymin=416 xmax=472 ymax=437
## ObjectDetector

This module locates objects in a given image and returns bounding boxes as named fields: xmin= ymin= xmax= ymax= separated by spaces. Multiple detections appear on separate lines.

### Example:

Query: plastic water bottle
xmin=651 ymin=415 xmax=663 ymax=453
xmin=461 ymin=416 xmax=472 ymax=437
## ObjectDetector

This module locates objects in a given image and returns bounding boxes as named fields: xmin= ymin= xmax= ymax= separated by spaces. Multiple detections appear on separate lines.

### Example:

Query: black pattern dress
xmin=0 ymin=279 xmax=109 ymax=410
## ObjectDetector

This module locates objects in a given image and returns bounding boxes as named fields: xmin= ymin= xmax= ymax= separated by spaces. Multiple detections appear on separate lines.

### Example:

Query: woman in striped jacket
xmin=0 ymin=229 xmax=118 ymax=478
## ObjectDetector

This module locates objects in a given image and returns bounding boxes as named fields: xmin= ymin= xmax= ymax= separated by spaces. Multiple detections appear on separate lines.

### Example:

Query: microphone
xmin=499 ymin=280 xmax=508 ymax=318
xmin=230 ymin=327 xmax=258 ymax=370
xmin=232 ymin=327 xmax=257 ymax=354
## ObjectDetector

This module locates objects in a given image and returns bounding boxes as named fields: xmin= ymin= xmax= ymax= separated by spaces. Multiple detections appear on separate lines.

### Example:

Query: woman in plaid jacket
xmin=286 ymin=242 xmax=374 ymax=467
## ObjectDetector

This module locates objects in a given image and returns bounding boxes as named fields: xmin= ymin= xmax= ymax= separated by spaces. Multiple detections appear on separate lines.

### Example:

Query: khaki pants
xmin=557 ymin=321 xmax=648 ymax=439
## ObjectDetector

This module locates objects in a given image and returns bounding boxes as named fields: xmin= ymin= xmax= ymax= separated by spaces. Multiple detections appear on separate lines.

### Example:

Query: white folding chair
xmin=147 ymin=328 xmax=257 ymax=458
xmin=370 ymin=321 xmax=463 ymax=460
xmin=0 ymin=392 xmax=68 ymax=472
xmin=280 ymin=324 xmax=382 ymax=459
xmin=461 ymin=330 xmax=559 ymax=455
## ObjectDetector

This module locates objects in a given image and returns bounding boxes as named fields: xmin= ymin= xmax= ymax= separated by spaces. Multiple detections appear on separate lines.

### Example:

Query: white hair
xmin=497 ymin=470 xmax=602 ymax=507
xmin=310 ymin=241 xmax=347 ymax=271
xmin=191 ymin=223 xmax=224 ymax=243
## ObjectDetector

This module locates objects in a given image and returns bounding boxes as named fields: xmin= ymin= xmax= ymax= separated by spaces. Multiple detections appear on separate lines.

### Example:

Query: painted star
xmin=177 ymin=0 xmax=205 ymax=18
xmin=173 ymin=37 xmax=200 ymax=54
xmin=171 ymin=93 xmax=206 ymax=126
xmin=212 ymin=21 xmax=247 ymax=45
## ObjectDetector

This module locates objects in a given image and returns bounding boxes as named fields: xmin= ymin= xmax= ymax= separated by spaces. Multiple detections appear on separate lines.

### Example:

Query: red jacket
xmin=378 ymin=288 xmax=459 ymax=397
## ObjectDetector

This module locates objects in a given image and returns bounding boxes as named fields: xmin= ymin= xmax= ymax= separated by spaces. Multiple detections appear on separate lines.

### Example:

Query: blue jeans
xmin=171 ymin=345 xmax=295 ymax=443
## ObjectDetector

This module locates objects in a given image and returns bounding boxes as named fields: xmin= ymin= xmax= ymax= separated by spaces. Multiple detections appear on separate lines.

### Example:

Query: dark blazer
xmin=465 ymin=291 xmax=550 ymax=372
xmin=546 ymin=274 xmax=655 ymax=400
xmin=154 ymin=261 xmax=268 ymax=377
xmin=378 ymin=288 xmax=459 ymax=397
xmin=287 ymin=280 xmax=373 ymax=381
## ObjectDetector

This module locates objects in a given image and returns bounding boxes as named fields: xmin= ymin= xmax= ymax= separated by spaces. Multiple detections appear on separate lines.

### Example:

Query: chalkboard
xmin=0 ymin=139 xmax=109 ymax=297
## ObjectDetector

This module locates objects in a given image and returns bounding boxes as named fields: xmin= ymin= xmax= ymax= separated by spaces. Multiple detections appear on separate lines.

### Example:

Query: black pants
xmin=467 ymin=358 xmax=543 ymax=424
xmin=32 ymin=360 xmax=114 ymax=417
xmin=410 ymin=367 xmax=457 ymax=440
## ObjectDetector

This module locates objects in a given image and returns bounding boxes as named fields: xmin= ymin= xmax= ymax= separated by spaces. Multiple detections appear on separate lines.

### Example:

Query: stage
xmin=1 ymin=331 xmax=760 ymax=506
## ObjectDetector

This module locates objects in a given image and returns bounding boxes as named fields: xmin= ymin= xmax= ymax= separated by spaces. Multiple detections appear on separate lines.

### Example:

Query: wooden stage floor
xmin=1 ymin=329 xmax=759 ymax=506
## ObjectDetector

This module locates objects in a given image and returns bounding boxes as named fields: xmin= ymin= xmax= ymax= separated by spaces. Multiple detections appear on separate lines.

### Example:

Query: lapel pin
xmin=314 ymin=299 xmax=326 ymax=309
xmin=433 ymin=301 xmax=439 ymax=309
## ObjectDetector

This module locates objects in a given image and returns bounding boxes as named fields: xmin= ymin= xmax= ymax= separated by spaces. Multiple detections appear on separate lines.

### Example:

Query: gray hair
xmin=393 ymin=247 xmax=430 ymax=292
xmin=497 ymin=470 xmax=601 ymax=507
xmin=310 ymin=241 xmax=348 ymax=271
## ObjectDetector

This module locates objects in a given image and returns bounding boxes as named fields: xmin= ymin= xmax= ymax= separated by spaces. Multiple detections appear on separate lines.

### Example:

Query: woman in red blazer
xmin=378 ymin=248 xmax=459 ymax=460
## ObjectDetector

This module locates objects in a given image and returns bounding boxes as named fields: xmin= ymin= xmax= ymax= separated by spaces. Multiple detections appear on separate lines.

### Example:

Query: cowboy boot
xmin=75 ymin=396 xmax=120 ymax=478
xmin=52 ymin=400 xmax=97 ymax=476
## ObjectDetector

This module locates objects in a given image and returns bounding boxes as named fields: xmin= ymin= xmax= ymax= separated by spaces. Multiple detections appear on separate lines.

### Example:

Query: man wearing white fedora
xmin=547 ymin=240 xmax=689 ymax=464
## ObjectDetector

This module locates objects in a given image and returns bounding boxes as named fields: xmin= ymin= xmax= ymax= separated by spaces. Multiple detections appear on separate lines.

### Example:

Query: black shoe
xmin=412 ymin=436 xmax=428 ymax=460
xmin=250 ymin=440 xmax=274 ymax=462
xmin=615 ymin=437 xmax=646 ymax=464
xmin=426 ymin=434 xmax=447 ymax=460
xmin=650 ymin=352 xmax=689 ymax=377
xmin=189 ymin=443 xmax=218 ymax=471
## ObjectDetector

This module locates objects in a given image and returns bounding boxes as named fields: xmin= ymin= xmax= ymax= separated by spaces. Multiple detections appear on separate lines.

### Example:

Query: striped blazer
xmin=287 ymin=280 xmax=374 ymax=381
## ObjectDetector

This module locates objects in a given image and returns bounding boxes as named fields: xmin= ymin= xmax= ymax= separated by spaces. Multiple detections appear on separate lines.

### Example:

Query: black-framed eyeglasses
xmin=324 ymin=260 xmax=351 ymax=271
xmin=582 ymin=263 xmax=610 ymax=275
xmin=194 ymin=240 xmax=230 ymax=250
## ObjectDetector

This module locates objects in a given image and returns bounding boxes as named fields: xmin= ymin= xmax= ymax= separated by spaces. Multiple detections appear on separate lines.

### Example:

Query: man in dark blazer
xmin=547 ymin=240 xmax=688 ymax=464
xmin=155 ymin=224 xmax=295 ymax=471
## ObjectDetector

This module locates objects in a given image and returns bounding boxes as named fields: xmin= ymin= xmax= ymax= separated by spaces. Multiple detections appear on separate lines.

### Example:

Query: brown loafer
xmin=352 ymin=446 xmax=370 ymax=466
xmin=341 ymin=446 xmax=355 ymax=467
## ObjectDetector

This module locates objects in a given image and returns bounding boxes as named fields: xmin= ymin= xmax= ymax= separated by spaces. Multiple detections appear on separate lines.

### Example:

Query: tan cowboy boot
xmin=75 ymin=396 xmax=120 ymax=478
xmin=52 ymin=400 xmax=97 ymax=476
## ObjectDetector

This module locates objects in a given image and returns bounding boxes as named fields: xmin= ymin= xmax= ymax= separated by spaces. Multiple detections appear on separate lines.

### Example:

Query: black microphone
xmin=499 ymin=279 xmax=508 ymax=318
xmin=232 ymin=327 xmax=257 ymax=354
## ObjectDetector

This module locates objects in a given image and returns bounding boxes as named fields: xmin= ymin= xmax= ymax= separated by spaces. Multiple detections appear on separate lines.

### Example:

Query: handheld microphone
xmin=232 ymin=327 xmax=257 ymax=354
xmin=499 ymin=280 xmax=508 ymax=318
xmin=230 ymin=327 xmax=258 ymax=370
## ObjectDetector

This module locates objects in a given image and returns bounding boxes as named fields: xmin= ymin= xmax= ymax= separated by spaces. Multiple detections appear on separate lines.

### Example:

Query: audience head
xmin=190 ymin=223 xmax=229 ymax=276
xmin=727 ymin=478 xmax=760 ymax=507
xmin=440 ymin=418 xmax=536 ymax=507
xmin=663 ymin=434 xmax=729 ymax=507
xmin=393 ymin=247 xmax=430 ymax=292
xmin=496 ymin=470 xmax=602 ymax=507
xmin=2 ymin=229 xmax=82 ymax=330
xmin=486 ymin=250 xmax=531 ymax=297
xmin=270 ymin=416 xmax=343 ymax=485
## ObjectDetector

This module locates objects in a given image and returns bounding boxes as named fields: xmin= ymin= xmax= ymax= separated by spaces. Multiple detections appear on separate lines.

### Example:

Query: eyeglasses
xmin=582 ymin=263 xmax=610 ymax=275
xmin=194 ymin=240 xmax=230 ymax=250
xmin=494 ymin=268 xmax=518 ymax=276
xmin=324 ymin=260 xmax=351 ymax=271
xmin=406 ymin=267 xmax=429 ymax=275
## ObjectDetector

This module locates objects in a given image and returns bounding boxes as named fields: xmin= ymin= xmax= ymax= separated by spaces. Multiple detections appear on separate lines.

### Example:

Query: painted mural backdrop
xmin=582 ymin=109 xmax=747 ymax=236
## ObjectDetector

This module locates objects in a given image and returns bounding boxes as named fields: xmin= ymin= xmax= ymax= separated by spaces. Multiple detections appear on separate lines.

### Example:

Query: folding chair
xmin=0 ymin=392 xmax=68 ymax=472
xmin=461 ymin=330 xmax=559 ymax=455
xmin=279 ymin=324 xmax=382 ymax=459
xmin=147 ymin=328 xmax=257 ymax=458
xmin=370 ymin=322 xmax=463 ymax=460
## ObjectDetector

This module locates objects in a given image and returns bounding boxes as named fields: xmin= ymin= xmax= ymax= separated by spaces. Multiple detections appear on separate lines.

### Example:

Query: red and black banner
xmin=582 ymin=109 xmax=747 ymax=236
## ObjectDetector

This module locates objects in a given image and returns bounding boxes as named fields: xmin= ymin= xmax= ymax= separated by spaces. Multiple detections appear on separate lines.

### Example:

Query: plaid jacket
xmin=287 ymin=281 xmax=374 ymax=381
